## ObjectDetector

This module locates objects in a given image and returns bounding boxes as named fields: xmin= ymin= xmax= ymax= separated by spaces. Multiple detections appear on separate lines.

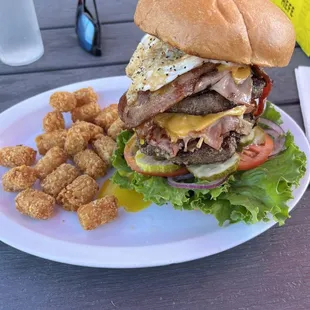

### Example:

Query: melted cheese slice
xmin=154 ymin=106 xmax=247 ymax=143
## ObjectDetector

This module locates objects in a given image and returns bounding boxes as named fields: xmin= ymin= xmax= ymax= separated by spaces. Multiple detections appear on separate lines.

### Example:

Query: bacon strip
xmin=119 ymin=63 xmax=227 ymax=128
xmin=211 ymin=74 xmax=253 ymax=105
xmin=136 ymin=116 xmax=253 ymax=157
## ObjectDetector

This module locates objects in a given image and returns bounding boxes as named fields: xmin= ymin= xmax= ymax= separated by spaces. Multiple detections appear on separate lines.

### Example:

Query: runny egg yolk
xmin=98 ymin=179 xmax=151 ymax=213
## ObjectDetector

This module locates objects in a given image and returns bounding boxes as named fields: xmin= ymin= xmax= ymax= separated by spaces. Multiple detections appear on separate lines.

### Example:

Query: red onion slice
xmin=258 ymin=118 xmax=285 ymax=156
xmin=167 ymin=176 xmax=227 ymax=190
xmin=172 ymin=173 xmax=194 ymax=181
xmin=259 ymin=118 xmax=284 ymax=135
xmin=265 ymin=129 xmax=285 ymax=156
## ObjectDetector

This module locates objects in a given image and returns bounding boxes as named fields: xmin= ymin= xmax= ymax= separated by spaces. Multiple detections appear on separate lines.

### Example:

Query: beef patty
xmin=167 ymin=77 xmax=265 ymax=115
xmin=252 ymin=77 xmax=266 ymax=99
xmin=120 ymin=64 xmax=266 ymax=128
xmin=166 ymin=91 xmax=235 ymax=115
xmin=139 ymin=134 xmax=238 ymax=165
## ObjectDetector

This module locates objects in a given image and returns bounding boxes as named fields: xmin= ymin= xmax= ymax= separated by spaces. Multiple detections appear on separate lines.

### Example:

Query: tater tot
xmin=64 ymin=121 xmax=103 ymax=156
xmin=35 ymin=147 xmax=67 ymax=180
xmin=49 ymin=91 xmax=77 ymax=112
xmin=0 ymin=145 xmax=36 ymax=168
xmin=41 ymin=163 xmax=80 ymax=198
xmin=15 ymin=189 xmax=55 ymax=220
xmin=107 ymin=118 xmax=125 ymax=140
xmin=57 ymin=175 xmax=98 ymax=212
xmin=74 ymin=87 xmax=98 ymax=107
xmin=92 ymin=135 xmax=116 ymax=166
xmin=71 ymin=101 xmax=101 ymax=122
xmin=73 ymin=149 xmax=107 ymax=179
xmin=2 ymin=165 xmax=37 ymax=192
xmin=72 ymin=121 xmax=103 ymax=140
xmin=93 ymin=104 xmax=118 ymax=131
xmin=77 ymin=196 xmax=118 ymax=230
xmin=43 ymin=111 xmax=65 ymax=132
xmin=64 ymin=126 xmax=90 ymax=156
xmin=35 ymin=130 xmax=67 ymax=155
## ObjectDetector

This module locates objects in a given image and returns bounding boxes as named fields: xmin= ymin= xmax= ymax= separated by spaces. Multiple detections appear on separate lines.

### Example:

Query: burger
xmin=112 ymin=0 xmax=306 ymax=225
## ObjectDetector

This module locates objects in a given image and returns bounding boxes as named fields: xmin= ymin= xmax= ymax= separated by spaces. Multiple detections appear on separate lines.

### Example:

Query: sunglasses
xmin=76 ymin=0 xmax=101 ymax=56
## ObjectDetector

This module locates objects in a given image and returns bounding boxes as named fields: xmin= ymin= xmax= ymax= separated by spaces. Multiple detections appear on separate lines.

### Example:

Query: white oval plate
xmin=1 ymin=76 xmax=309 ymax=268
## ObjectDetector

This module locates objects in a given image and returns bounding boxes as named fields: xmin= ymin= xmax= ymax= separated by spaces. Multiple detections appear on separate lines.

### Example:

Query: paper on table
xmin=295 ymin=66 xmax=310 ymax=142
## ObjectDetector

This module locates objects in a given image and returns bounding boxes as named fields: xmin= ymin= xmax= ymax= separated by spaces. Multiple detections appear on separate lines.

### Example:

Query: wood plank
xmin=0 ymin=65 xmax=126 ymax=113
xmin=266 ymin=47 xmax=309 ymax=104
xmin=0 ymin=23 xmax=143 ymax=75
xmin=34 ymin=0 xmax=138 ymax=29
xmin=0 ymin=23 xmax=308 ymax=105
xmin=0 ymin=65 xmax=306 ymax=119
xmin=1 ymin=1 xmax=310 ymax=308
xmin=1 ymin=189 xmax=310 ymax=310
xmin=1 ymin=68 xmax=307 ymax=309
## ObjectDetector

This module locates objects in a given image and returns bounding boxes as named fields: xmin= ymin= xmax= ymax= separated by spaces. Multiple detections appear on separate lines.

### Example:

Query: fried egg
xmin=126 ymin=34 xmax=236 ymax=105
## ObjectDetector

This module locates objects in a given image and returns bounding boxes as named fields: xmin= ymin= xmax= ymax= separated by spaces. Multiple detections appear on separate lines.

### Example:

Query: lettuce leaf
xmin=261 ymin=101 xmax=283 ymax=125
xmin=112 ymin=103 xmax=306 ymax=226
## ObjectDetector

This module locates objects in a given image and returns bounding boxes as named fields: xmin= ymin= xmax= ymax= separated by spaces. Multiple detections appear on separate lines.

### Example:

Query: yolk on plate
xmin=98 ymin=179 xmax=151 ymax=213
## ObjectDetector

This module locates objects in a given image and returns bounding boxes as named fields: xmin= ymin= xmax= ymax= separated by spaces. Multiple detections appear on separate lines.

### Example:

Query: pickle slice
xmin=187 ymin=153 xmax=240 ymax=181
xmin=240 ymin=126 xmax=266 ymax=147
xmin=252 ymin=126 xmax=266 ymax=145
xmin=240 ymin=129 xmax=255 ymax=147
xmin=135 ymin=150 xmax=182 ymax=173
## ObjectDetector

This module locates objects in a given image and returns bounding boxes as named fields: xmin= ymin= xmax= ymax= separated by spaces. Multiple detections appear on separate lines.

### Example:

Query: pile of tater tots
xmin=0 ymin=87 xmax=125 ymax=230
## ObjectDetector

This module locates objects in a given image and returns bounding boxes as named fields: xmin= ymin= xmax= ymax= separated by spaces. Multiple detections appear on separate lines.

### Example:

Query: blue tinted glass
xmin=77 ymin=13 xmax=95 ymax=51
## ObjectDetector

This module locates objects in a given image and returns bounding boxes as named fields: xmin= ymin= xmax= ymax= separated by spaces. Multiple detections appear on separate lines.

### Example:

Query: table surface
xmin=1 ymin=1 xmax=310 ymax=309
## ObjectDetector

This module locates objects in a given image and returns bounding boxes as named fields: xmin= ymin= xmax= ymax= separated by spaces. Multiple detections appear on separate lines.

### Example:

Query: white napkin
xmin=295 ymin=66 xmax=310 ymax=141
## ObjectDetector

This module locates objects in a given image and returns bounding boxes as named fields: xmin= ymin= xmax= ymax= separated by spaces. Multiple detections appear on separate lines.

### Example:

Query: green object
xmin=112 ymin=103 xmax=306 ymax=226
xmin=261 ymin=101 xmax=283 ymax=125
xmin=240 ymin=129 xmax=255 ymax=147
xmin=252 ymin=126 xmax=266 ymax=145
xmin=187 ymin=154 xmax=240 ymax=181
xmin=135 ymin=150 xmax=182 ymax=173
xmin=240 ymin=126 xmax=266 ymax=147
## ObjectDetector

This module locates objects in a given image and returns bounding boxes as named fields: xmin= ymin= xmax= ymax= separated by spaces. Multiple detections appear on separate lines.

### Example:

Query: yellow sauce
xmin=217 ymin=64 xmax=251 ymax=84
xmin=98 ymin=179 xmax=151 ymax=213
xmin=231 ymin=67 xmax=251 ymax=84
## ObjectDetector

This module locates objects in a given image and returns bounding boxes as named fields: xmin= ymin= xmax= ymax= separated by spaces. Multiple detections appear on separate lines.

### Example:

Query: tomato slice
xmin=124 ymin=135 xmax=189 ymax=177
xmin=238 ymin=133 xmax=274 ymax=171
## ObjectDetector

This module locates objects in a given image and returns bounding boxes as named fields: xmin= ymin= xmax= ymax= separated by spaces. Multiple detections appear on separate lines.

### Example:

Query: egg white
xmin=126 ymin=35 xmax=236 ymax=104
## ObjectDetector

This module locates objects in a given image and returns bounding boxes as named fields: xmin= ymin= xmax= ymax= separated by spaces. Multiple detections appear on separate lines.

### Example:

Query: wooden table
xmin=0 ymin=1 xmax=310 ymax=309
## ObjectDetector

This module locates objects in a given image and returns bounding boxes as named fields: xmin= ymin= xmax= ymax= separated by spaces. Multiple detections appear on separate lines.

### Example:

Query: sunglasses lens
xmin=77 ymin=13 xmax=95 ymax=52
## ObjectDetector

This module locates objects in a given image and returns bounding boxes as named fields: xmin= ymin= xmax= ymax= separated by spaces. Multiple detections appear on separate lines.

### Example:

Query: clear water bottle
xmin=0 ymin=0 xmax=44 ymax=66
